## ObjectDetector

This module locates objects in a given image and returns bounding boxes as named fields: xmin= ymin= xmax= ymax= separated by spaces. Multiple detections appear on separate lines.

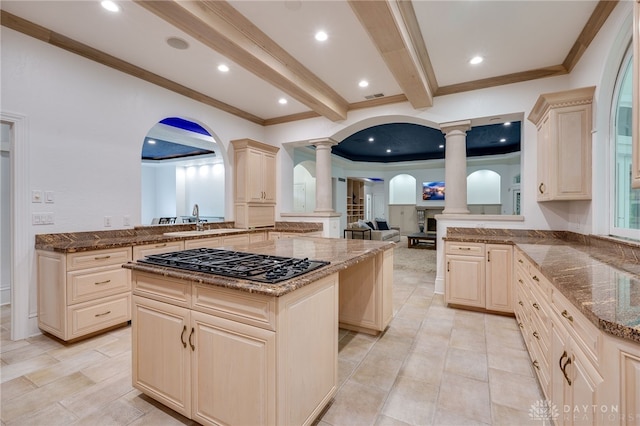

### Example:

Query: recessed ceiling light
xmin=147 ymin=139 xmax=156 ymax=145
xmin=469 ymin=56 xmax=483 ymax=65
xmin=368 ymin=137 xmax=374 ymax=142
xmin=439 ymin=144 xmax=444 ymax=149
xmin=504 ymin=122 xmax=511 ymax=126
xmin=217 ymin=64 xmax=229 ymax=72
xmin=101 ymin=1 xmax=120 ymax=12
xmin=278 ymin=98 xmax=288 ymax=105
xmin=166 ymin=37 xmax=189 ymax=50
xmin=386 ymin=149 xmax=391 ymax=153
xmin=359 ymin=80 xmax=369 ymax=88
xmin=500 ymin=138 xmax=506 ymax=143
xmin=315 ymin=31 xmax=328 ymax=42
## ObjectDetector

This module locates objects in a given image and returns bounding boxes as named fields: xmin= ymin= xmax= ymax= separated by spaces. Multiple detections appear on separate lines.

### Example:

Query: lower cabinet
xmin=132 ymin=270 xmax=338 ymax=426
xmin=444 ymin=242 xmax=513 ymax=312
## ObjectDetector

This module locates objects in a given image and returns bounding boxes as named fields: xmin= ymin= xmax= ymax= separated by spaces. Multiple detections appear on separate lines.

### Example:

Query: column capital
xmin=310 ymin=137 xmax=338 ymax=148
xmin=440 ymin=120 xmax=471 ymax=135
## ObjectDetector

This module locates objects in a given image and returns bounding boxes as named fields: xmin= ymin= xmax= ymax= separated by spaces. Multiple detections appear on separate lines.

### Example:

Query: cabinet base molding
xmin=446 ymin=303 xmax=515 ymax=317
xmin=41 ymin=321 xmax=130 ymax=344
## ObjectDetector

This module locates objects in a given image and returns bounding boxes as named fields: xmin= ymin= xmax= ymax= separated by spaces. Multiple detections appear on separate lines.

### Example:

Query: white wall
xmin=468 ymin=170 xmax=500 ymax=205
xmin=389 ymin=174 xmax=416 ymax=204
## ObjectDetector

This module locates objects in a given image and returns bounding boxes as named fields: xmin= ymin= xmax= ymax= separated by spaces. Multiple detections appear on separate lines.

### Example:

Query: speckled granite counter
xmin=34 ymin=221 xmax=323 ymax=253
xmin=444 ymin=228 xmax=640 ymax=343
xmin=123 ymin=237 xmax=394 ymax=297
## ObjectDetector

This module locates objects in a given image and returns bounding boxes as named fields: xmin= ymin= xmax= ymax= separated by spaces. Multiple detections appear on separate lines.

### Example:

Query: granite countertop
xmin=123 ymin=237 xmax=395 ymax=297
xmin=445 ymin=230 xmax=640 ymax=343
xmin=34 ymin=221 xmax=323 ymax=253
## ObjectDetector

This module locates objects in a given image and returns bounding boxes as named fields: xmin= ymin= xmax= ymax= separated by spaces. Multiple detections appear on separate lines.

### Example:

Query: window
xmin=611 ymin=47 xmax=640 ymax=239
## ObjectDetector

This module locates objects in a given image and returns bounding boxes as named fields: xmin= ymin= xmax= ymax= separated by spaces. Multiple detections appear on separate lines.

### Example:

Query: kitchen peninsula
xmin=122 ymin=237 xmax=394 ymax=426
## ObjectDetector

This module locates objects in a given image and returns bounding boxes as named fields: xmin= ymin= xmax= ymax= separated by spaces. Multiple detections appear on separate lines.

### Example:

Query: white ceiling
xmin=1 ymin=0 xmax=604 ymax=123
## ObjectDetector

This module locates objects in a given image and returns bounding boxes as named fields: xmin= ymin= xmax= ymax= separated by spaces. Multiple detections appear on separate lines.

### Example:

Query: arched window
xmin=611 ymin=47 xmax=639 ymax=238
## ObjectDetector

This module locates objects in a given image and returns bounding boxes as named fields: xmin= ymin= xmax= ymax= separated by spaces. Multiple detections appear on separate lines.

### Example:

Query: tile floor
xmin=1 ymin=251 xmax=543 ymax=425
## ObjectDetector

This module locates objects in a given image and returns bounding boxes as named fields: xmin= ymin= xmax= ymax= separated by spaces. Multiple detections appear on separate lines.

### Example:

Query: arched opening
xmin=293 ymin=161 xmax=316 ymax=212
xmin=141 ymin=117 xmax=225 ymax=225
xmin=389 ymin=174 xmax=416 ymax=204
xmin=467 ymin=169 xmax=501 ymax=214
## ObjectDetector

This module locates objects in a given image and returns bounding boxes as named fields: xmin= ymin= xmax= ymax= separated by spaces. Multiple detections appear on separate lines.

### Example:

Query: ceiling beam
xmin=348 ymin=0 xmax=433 ymax=109
xmin=0 ymin=10 xmax=265 ymax=125
xmin=134 ymin=0 xmax=349 ymax=122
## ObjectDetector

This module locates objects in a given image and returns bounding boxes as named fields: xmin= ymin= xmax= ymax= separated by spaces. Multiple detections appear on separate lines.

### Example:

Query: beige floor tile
xmin=0 ymin=353 xmax=59 ymax=384
xmin=382 ymin=375 xmax=438 ymax=425
xmin=82 ymin=350 xmax=132 ymax=383
xmin=5 ymin=402 xmax=78 ymax=426
xmin=385 ymin=316 xmax=422 ymax=339
xmin=432 ymin=406 xmax=491 ymax=426
xmin=1 ymin=376 xmax=36 ymax=402
xmin=0 ymin=338 xmax=30 ymax=355
xmin=437 ymin=372 xmax=492 ymax=424
xmin=398 ymin=348 xmax=445 ymax=385
xmin=26 ymin=349 xmax=108 ymax=387
xmin=444 ymin=347 xmax=488 ymax=381
xmin=351 ymin=351 xmax=404 ymax=391
xmin=491 ymin=402 xmax=537 ymax=426
xmin=453 ymin=309 xmax=487 ymax=332
xmin=368 ymin=333 xmax=413 ymax=361
xmin=488 ymin=367 xmax=544 ymax=412
xmin=74 ymin=398 xmax=145 ymax=425
xmin=449 ymin=327 xmax=487 ymax=353
xmin=1 ymin=372 xmax=95 ymax=423
xmin=337 ymin=357 xmax=358 ymax=387
xmin=46 ymin=334 xmax=120 ymax=362
xmin=321 ymin=381 xmax=388 ymax=426
xmin=375 ymin=414 xmax=413 ymax=425
xmin=60 ymin=370 xmax=134 ymax=419
xmin=487 ymin=344 xmax=535 ymax=378
xmin=338 ymin=332 xmax=377 ymax=363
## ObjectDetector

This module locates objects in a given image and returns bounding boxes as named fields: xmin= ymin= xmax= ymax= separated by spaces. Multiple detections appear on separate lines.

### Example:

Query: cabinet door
xmin=566 ymin=346 xmax=602 ymax=426
xmin=537 ymin=115 xmax=551 ymax=201
xmin=485 ymin=244 xmax=513 ymax=312
xmin=191 ymin=311 xmax=276 ymax=426
xmin=247 ymin=149 xmax=265 ymax=202
xmin=552 ymin=106 xmax=592 ymax=200
xmin=262 ymin=152 xmax=277 ymax=203
xmin=551 ymin=323 xmax=570 ymax=426
xmin=620 ymin=348 xmax=640 ymax=422
xmin=132 ymin=296 xmax=191 ymax=417
xmin=445 ymin=254 xmax=485 ymax=308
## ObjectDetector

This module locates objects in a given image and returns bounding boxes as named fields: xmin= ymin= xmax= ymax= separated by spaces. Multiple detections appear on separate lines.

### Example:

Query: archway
xmin=293 ymin=161 xmax=316 ymax=212
xmin=141 ymin=117 xmax=225 ymax=225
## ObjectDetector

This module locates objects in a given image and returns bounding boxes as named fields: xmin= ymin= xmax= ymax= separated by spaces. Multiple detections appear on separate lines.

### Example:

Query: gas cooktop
xmin=138 ymin=248 xmax=330 ymax=284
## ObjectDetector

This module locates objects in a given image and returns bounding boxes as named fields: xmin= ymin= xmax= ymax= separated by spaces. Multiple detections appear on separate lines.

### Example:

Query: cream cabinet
xmin=633 ymin=0 xmax=640 ymax=188
xmin=133 ymin=240 xmax=184 ymax=261
xmin=268 ymin=231 xmax=322 ymax=240
xmin=338 ymin=248 xmax=393 ymax=335
xmin=528 ymin=86 xmax=595 ymax=201
xmin=444 ymin=242 xmax=513 ymax=313
xmin=231 ymin=138 xmax=279 ymax=229
xmin=131 ymin=270 xmax=338 ymax=426
xmin=37 ymin=246 xmax=132 ymax=341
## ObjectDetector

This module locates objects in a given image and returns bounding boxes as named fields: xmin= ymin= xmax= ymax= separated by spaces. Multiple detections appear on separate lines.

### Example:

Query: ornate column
xmin=441 ymin=120 xmax=471 ymax=214
xmin=312 ymin=138 xmax=337 ymax=212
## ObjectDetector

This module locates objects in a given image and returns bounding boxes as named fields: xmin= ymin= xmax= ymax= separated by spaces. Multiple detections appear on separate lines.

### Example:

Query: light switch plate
xmin=44 ymin=191 xmax=54 ymax=203
xmin=32 ymin=190 xmax=42 ymax=203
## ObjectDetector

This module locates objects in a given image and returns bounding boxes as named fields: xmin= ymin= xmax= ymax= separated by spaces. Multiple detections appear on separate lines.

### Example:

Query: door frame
xmin=1 ymin=112 xmax=31 ymax=340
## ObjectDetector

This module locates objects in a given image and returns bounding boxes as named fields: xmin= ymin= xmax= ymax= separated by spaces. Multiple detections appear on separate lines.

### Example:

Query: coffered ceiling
xmin=0 ymin=0 xmax=615 ymax=161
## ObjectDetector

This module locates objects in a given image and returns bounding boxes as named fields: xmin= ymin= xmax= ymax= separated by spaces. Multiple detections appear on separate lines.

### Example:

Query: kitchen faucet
xmin=192 ymin=204 xmax=204 ymax=231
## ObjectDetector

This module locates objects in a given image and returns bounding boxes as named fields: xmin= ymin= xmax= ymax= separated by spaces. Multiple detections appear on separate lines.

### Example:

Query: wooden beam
xmin=134 ymin=0 xmax=348 ymax=122
xmin=563 ymin=0 xmax=619 ymax=72
xmin=0 ymin=10 xmax=265 ymax=125
xmin=348 ymin=0 xmax=433 ymax=109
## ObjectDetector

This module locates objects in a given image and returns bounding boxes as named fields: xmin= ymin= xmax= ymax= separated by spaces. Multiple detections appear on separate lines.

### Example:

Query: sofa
xmin=346 ymin=219 xmax=400 ymax=243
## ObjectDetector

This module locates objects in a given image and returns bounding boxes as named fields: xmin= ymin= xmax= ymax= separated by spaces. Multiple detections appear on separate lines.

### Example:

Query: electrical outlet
xmin=43 ymin=213 xmax=54 ymax=224
xmin=104 ymin=216 xmax=112 ymax=227
xmin=123 ymin=215 xmax=131 ymax=227
xmin=32 ymin=213 xmax=41 ymax=225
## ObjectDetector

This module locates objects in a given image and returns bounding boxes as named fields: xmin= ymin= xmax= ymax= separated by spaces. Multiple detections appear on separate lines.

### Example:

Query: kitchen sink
xmin=163 ymin=229 xmax=245 ymax=237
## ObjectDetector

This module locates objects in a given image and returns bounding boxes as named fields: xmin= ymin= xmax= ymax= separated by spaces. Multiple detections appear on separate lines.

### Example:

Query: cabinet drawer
xmin=67 ymin=247 xmax=132 ymax=271
xmin=514 ymin=249 xmax=530 ymax=274
xmin=551 ymin=289 xmax=601 ymax=366
xmin=67 ymin=293 xmax=131 ymax=339
xmin=445 ymin=242 xmax=484 ymax=255
xmin=222 ymin=234 xmax=250 ymax=246
xmin=132 ymin=272 xmax=191 ymax=307
xmin=67 ymin=266 xmax=131 ymax=304
xmin=193 ymin=284 xmax=276 ymax=331
xmin=133 ymin=241 xmax=184 ymax=261
xmin=184 ymin=237 xmax=221 ymax=250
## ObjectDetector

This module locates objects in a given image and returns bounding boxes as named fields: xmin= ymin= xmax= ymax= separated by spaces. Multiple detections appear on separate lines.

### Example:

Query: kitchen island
xmin=123 ymin=237 xmax=394 ymax=426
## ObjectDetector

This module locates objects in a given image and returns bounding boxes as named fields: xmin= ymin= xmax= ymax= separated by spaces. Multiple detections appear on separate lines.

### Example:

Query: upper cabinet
xmin=528 ymin=86 xmax=595 ymax=201
xmin=633 ymin=0 xmax=640 ymax=188
xmin=231 ymin=138 xmax=279 ymax=229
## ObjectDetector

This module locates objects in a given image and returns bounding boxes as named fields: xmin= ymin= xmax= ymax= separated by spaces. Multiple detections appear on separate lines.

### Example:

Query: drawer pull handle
xmin=447 ymin=261 xmax=450 ymax=272
xmin=561 ymin=310 xmax=574 ymax=322
xmin=533 ymin=331 xmax=540 ymax=339
xmin=532 ymin=360 xmax=540 ymax=370
xmin=539 ymin=183 xmax=545 ymax=194
xmin=518 ymin=259 xmax=524 ymax=264
xmin=94 ymin=279 xmax=111 ymax=285
xmin=487 ymin=252 xmax=491 ymax=262
xmin=518 ymin=279 xmax=523 ymax=284
xmin=180 ymin=325 xmax=187 ymax=348
xmin=518 ymin=301 xmax=523 ymax=306
xmin=559 ymin=351 xmax=572 ymax=386
xmin=189 ymin=327 xmax=195 ymax=351
xmin=155 ymin=243 xmax=167 ymax=248
xmin=532 ymin=303 xmax=540 ymax=310
xmin=94 ymin=255 xmax=111 ymax=260
xmin=518 ymin=322 xmax=524 ymax=329
xmin=95 ymin=310 xmax=111 ymax=317
xmin=532 ymin=276 xmax=540 ymax=282
xmin=458 ymin=247 xmax=471 ymax=251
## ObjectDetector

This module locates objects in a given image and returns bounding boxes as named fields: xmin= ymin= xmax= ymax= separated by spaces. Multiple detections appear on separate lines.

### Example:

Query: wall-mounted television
xmin=422 ymin=181 xmax=445 ymax=200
